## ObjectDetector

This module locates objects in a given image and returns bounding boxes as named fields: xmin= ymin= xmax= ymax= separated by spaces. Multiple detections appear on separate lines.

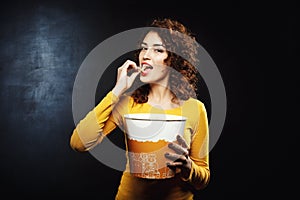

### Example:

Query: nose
xmin=142 ymin=48 xmax=151 ymax=60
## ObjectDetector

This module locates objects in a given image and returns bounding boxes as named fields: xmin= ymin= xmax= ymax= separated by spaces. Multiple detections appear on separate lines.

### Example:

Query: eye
xmin=141 ymin=46 xmax=148 ymax=50
xmin=154 ymin=49 xmax=165 ymax=53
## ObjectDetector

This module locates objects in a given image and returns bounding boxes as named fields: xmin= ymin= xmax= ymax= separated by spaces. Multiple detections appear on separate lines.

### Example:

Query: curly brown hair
xmin=130 ymin=18 xmax=200 ymax=104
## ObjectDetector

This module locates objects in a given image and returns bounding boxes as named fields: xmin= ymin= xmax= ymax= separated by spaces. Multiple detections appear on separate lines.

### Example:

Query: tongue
xmin=142 ymin=68 xmax=151 ymax=75
xmin=144 ymin=68 xmax=151 ymax=73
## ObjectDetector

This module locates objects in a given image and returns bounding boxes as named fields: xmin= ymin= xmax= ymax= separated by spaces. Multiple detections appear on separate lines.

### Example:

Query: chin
xmin=140 ymin=76 xmax=150 ymax=83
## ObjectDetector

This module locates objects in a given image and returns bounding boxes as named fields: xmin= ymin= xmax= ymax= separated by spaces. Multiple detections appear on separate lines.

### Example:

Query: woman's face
xmin=139 ymin=31 xmax=169 ymax=85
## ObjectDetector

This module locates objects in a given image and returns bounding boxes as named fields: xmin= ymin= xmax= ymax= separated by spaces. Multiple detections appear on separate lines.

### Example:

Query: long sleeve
xmin=182 ymin=101 xmax=210 ymax=190
xmin=70 ymin=91 xmax=120 ymax=152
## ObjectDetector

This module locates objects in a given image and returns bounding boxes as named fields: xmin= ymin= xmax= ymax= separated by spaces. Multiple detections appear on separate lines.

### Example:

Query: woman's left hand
xmin=165 ymin=134 xmax=192 ymax=180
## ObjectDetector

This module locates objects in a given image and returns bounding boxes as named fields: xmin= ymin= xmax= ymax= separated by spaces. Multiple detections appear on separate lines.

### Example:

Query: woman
xmin=70 ymin=18 xmax=210 ymax=200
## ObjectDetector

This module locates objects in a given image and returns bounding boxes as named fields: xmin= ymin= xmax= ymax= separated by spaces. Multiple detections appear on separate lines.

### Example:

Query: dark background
xmin=0 ymin=0 xmax=294 ymax=199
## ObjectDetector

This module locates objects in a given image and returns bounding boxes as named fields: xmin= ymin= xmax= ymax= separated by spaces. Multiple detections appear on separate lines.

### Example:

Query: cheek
xmin=138 ymin=53 xmax=143 ymax=63
xmin=154 ymin=56 xmax=167 ymax=66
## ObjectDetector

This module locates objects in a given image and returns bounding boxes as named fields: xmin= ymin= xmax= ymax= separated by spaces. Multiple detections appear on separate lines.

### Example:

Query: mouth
xmin=140 ymin=63 xmax=153 ymax=76
xmin=141 ymin=63 xmax=153 ymax=70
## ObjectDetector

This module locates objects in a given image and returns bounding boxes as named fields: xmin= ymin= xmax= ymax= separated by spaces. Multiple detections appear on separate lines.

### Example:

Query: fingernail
xmin=168 ymin=143 xmax=173 ymax=148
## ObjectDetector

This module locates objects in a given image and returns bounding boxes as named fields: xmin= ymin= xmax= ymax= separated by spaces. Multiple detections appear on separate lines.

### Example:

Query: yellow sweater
xmin=70 ymin=91 xmax=210 ymax=200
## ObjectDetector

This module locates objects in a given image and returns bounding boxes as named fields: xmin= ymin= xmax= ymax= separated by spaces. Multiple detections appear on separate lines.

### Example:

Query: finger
xmin=125 ymin=63 xmax=139 ymax=78
xmin=165 ymin=152 xmax=187 ymax=163
xmin=176 ymin=134 xmax=189 ymax=149
xmin=127 ymin=67 xmax=140 ymax=77
xmin=119 ymin=67 xmax=128 ymax=78
xmin=168 ymin=142 xmax=189 ymax=156
xmin=124 ymin=60 xmax=138 ymax=70
xmin=118 ymin=60 xmax=137 ymax=73
xmin=166 ymin=161 xmax=184 ymax=168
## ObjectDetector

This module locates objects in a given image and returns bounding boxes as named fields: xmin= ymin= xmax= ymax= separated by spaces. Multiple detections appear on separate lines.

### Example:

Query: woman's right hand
xmin=112 ymin=60 xmax=140 ymax=97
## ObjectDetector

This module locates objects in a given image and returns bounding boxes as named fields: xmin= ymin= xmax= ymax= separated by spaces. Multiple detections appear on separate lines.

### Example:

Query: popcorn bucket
xmin=124 ymin=113 xmax=186 ymax=179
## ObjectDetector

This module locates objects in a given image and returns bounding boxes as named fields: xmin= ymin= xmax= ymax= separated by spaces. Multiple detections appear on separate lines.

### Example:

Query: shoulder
xmin=184 ymin=97 xmax=207 ymax=112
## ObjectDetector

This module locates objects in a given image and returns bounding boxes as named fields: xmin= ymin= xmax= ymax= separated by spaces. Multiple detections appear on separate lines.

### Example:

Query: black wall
xmin=0 ymin=0 xmax=291 ymax=199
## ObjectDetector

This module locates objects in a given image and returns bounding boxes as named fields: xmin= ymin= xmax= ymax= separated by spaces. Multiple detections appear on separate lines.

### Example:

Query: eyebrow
xmin=141 ymin=42 xmax=165 ymax=47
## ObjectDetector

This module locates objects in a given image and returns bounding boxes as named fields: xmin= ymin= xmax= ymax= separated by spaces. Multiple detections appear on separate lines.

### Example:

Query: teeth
xmin=142 ymin=65 xmax=153 ymax=71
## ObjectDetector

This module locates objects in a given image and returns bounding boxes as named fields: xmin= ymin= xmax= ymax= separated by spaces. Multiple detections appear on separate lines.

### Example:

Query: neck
xmin=148 ymin=84 xmax=173 ymax=103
